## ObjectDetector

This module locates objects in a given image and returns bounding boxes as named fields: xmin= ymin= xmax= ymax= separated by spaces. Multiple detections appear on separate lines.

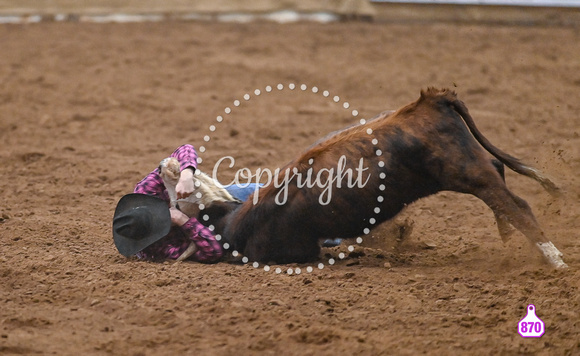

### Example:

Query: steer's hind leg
xmin=494 ymin=210 xmax=515 ymax=243
xmin=473 ymin=182 xmax=567 ymax=269
xmin=491 ymin=159 xmax=516 ymax=242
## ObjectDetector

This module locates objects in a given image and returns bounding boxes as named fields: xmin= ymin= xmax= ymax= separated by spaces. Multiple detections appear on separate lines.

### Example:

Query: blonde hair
xmin=159 ymin=157 xmax=239 ymax=217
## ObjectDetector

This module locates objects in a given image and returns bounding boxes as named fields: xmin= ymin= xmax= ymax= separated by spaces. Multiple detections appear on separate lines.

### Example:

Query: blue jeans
xmin=224 ymin=184 xmax=261 ymax=202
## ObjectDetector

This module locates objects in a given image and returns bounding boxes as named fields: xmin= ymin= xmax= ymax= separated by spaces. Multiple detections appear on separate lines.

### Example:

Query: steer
xmin=205 ymin=88 xmax=567 ymax=268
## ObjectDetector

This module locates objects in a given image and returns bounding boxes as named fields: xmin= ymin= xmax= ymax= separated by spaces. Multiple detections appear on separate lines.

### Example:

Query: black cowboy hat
xmin=112 ymin=194 xmax=171 ymax=257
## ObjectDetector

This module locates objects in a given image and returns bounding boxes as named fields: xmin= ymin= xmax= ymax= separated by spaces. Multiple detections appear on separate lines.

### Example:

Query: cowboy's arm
xmin=136 ymin=210 xmax=221 ymax=263
xmin=171 ymin=144 xmax=198 ymax=172
xmin=171 ymin=144 xmax=198 ymax=200
xmin=179 ymin=215 xmax=223 ymax=263
xmin=134 ymin=170 xmax=166 ymax=198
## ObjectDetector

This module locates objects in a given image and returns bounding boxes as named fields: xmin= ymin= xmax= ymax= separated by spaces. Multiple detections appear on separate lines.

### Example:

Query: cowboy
xmin=113 ymin=144 xmax=223 ymax=262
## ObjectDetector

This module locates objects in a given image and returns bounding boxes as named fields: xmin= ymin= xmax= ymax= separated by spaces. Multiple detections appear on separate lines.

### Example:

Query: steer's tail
xmin=450 ymin=95 xmax=560 ymax=196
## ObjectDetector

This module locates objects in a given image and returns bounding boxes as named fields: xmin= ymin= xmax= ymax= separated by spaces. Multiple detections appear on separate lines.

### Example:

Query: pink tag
xmin=518 ymin=304 xmax=545 ymax=338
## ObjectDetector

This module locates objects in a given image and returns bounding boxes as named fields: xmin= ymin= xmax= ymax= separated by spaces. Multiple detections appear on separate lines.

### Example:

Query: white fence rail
xmin=372 ymin=0 xmax=580 ymax=7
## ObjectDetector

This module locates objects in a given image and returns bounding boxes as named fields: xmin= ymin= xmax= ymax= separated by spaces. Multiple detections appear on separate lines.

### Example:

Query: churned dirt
xmin=1 ymin=20 xmax=579 ymax=355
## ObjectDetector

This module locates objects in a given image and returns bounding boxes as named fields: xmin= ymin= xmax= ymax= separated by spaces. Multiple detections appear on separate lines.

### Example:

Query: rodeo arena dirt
xmin=1 ymin=0 xmax=580 ymax=355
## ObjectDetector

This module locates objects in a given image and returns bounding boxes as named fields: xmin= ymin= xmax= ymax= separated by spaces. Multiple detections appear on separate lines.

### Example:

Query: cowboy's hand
xmin=176 ymin=167 xmax=195 ymax=199
xmin=169 ymin=207 xmax=190 ymax=226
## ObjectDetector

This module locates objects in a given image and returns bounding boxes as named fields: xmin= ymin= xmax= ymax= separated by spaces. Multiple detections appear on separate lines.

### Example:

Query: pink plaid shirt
xmin=133 ymin=145 xmax=223 ymax=263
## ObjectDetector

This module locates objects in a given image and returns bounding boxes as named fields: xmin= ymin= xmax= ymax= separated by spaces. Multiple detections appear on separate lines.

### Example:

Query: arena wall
xmin=0 ymin=0 xmax=578 ymax=25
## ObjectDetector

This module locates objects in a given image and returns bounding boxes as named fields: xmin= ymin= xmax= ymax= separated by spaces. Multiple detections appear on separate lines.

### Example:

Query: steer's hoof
xmin=537 ymin=241 xmax=569 ymax=269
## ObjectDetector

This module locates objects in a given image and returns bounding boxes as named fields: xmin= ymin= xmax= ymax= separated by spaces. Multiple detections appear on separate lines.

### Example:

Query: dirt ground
xmin=1 ymin=20 xmax=579 ymax=355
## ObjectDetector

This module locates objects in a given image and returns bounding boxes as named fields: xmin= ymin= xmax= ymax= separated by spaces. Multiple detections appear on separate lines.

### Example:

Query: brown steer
xmin=207 ymin=88 xmax=567 ymax=268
